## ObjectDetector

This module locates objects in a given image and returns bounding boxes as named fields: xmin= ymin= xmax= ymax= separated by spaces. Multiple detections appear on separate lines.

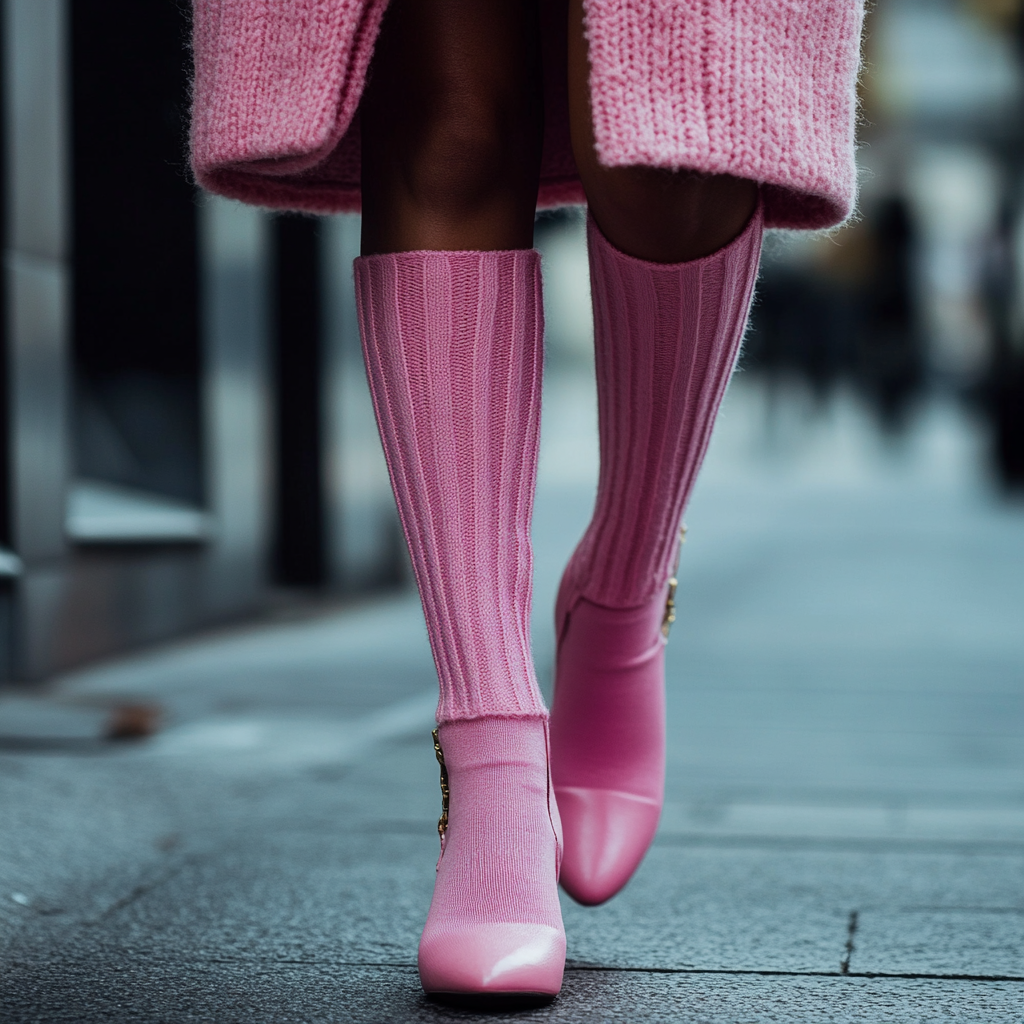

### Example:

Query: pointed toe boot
xmin=417 ymin=718 xmax=566 ymax=998
xmin=550 ymin=571 xmax=671 ymax=905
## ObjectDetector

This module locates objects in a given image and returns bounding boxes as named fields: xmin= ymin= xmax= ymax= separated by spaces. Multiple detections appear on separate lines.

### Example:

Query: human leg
xmin=566 ymin=0 xmax=757 ymax=264
xmin=358 ymin=0 xmax=563 ymax=998
xmin=549 ymin=0 xmax=763 ymax=906
xmin=360 ymin=0 xmax=543 ymax=254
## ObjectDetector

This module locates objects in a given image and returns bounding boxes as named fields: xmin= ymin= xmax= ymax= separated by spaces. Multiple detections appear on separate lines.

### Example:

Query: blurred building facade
xmin=745 ymin=0 xmax=1024 ymax=487
xmin=0 ymin=1 xmax=401 ymax=682
xmin=5 ymin=0 xmax=1024 ymax=683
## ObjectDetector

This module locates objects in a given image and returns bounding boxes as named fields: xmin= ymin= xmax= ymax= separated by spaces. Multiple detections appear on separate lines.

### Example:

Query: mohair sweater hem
xmin=191 ymin=0 xmax=864 ymax=230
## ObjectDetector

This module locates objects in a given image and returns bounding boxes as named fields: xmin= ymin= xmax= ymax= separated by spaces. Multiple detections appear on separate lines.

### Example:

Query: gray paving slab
xmin=21 ymin=732 xmax=1017 ymax=976
xmin=4 ymin=958 xmax=1022 ymax=1023
xmin=3 ymin=380 xmax=1024 ymax=1021
xmin=564 ymin=843 xmax=1024 ymax=976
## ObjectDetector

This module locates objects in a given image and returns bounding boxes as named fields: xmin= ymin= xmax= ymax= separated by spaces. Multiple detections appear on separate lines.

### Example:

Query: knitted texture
xmin=584 ymin=0 xmax=865 ymax=229
xmin=423 ymin=717 xmax=562 ymax=931
xmin=191 ymin=0 xmax=387 ymax=203
xmin=568 ymin=202 xmax=763 ymax=609
xmin=190 ymin=0 xmax=864 ymax=229
xmin=355 ymin=250 xmax=547 ymax=723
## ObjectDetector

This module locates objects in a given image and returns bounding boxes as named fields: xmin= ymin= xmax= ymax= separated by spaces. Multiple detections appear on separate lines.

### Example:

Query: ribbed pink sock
xmin=354 ymin=249 xmax=548 ymax=724
xmin=355 ymin=249 xmax=563 ymax=993
xmin=567 ymin=203 xmax=763 ymax=609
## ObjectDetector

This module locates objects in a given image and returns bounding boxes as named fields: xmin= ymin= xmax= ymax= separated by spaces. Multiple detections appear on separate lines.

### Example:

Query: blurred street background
xmin=1 ymin=0 xmax=1023 ymax=1020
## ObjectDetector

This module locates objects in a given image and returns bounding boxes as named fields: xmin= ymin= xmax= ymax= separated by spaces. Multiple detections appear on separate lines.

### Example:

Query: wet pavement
xmin=2 ymin=376 xmax=1023 ymax=1022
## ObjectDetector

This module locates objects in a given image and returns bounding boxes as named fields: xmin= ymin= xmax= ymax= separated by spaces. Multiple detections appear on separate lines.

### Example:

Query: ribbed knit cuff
xmin=571 ymin=205 xmax=763 ymax=608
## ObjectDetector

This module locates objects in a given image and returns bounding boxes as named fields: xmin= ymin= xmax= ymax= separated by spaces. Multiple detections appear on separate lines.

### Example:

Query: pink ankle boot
xmin=551 ymin=564 xmax=671 ymax=906
xmin=419 ymin=718 xmax=564 ymax=997
xmin=551 ymin=205 xmax=763 ymax=906
xmin=355 ymin=249 xmax=565 ymax=997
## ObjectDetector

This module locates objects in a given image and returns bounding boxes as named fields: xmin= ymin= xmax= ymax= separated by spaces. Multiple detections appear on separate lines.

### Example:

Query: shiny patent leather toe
xmin=418 ymin=922 xmax=565 ymax=996
xmin=554 ymin=786 xmax=661 ymax=906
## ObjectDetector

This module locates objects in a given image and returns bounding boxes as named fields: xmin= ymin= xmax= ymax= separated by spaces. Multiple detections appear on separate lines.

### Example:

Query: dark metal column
xmin=71 ymin=0 xmax=202 ymax=505
xmin=273 ymin=215 xmax=326 ymax=587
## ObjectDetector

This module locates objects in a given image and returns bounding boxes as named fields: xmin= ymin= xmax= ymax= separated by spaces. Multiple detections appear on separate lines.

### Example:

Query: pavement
xmin=2 ymin=374 xmax=1023 ymax=1022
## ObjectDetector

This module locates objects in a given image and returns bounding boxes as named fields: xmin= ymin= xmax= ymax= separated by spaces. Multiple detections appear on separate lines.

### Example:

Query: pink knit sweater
xmin=191 ymin=0 xmax=864 ymax=230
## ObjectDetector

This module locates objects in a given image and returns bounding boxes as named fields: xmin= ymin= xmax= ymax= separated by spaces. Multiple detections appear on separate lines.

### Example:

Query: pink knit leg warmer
xmin=354 ymin=249 xmax=548 ymax=724
xmin=568 ymin=202 xmax=764 ymax=608
xmin=355 ymin=250 xmax=564 ymax=995
xmin=550 ymin=204 xmax=763 ymax=906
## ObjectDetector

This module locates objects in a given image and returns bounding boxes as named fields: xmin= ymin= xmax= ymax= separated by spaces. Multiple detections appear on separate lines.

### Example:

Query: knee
xmin=360 ymin=0 xmax=544 ymax=249
xmin=401 ymin=93 xmax=539 ymax=216
xmin=584 ymin=167 xmax=759 ymax=263
xmin=361 ymin=66 xmax=543 ymax=252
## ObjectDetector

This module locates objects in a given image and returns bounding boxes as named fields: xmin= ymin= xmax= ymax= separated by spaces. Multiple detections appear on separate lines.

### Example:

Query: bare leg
xmin=567 ymin=0 xmax=757 ymax=262
xmin=360 ymin=0 xmax=543 ymax=255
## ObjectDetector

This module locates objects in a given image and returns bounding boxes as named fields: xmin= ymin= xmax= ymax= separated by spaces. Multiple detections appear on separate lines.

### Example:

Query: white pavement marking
xmin=147 ymin=690 xmax=437 ymax=769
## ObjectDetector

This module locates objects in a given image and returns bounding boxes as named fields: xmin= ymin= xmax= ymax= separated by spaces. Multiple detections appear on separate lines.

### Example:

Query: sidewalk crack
xmin=840 ymin=910 xmax=858 ymax=975
xmin=91 ymin=860 xmax=189 ymax=922
xmin=565 ymin=964 xmax=1024 ymax=982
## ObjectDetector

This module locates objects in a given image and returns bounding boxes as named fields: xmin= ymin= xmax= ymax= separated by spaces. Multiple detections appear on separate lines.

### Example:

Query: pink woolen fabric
xmin=190 ymin=0 xmax=388 ymax=205
xmin=567 ymin=201 xmax=763 ymax=610
xmin=584 ymin=0 xmax=865 ymax=229
xmin=355 ymin=249 xmax=547 ymax=723
xmin=418 ymin=717 xmax=564 ymax=987
xmin=190 ymin=0 xmax=864 ymax=229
